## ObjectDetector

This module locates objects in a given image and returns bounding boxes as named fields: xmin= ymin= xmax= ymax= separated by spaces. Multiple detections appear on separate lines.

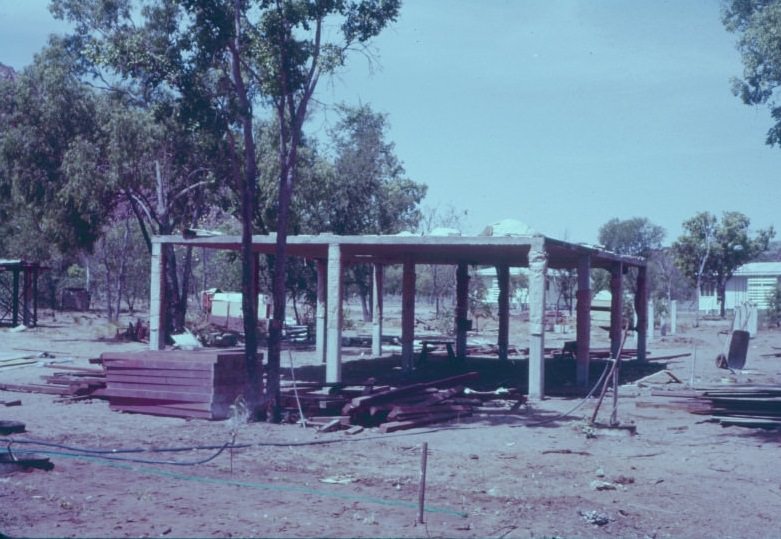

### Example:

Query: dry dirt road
xmin=2 ymin=311 xmax=781 ymax=538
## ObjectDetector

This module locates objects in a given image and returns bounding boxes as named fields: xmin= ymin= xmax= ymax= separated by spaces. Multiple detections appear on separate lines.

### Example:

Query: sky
xmin=1 ymin=0 xmax=779 ymax=245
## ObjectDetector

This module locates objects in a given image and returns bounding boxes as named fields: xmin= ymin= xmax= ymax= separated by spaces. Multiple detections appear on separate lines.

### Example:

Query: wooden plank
xmin=106 ymin=373 xmax=216 ymax=387
xmin=717 ymin=417 xmax=781 ymax=429
xmin=379 ymin=412 xmax=466 ymax=433
xmin=318 ymin=419 xmax=344 ymax=432
xmin=0 ymin=382 xmax=67 ymax=395
xmin=103 ymin=359 xmax=217 ymax=371
xmin=107 ymin=397 xmax=216 ymax=412
xmin=110 ymin=403 xmax=214 ymax=419
xmin=344 ymin=372 xmax=479 ymax=414
xmin=43 ymin=365 xmax=105 ymax=374
xmin=388 ymin=404 xmax=473 ymax=420
xmin=102 ymin=386 xmax=214 ymax=402
xmin=100 ymin=350 xmax=244 ymax=362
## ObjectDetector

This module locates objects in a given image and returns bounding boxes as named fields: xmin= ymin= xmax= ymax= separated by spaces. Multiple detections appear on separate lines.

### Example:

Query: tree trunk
xmin=229 ymin=5 xmax=262 ymax=419
xmin=116 ymin=222 xmax=129 ymax=322
xmin=174 ymin=246 xmax=193 ymax=330
xmin=269 ymin=171 xmax=292 ymax=422
xmin=103 ymin=251 xmax=114 ymax=322
xmin=718 ymin=283 xmax=727 ymax=319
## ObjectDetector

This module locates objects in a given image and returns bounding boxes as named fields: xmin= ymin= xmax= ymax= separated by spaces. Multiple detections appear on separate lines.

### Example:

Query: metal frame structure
xmin=0 ymin=260 xmax=44 ymax=328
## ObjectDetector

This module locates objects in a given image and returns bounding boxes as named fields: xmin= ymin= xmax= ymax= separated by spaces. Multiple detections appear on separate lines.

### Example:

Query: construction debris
xmin=648 ymin=385 xmax=781 ymax=429
xmin=0 ymin=453 xmax=54 ymax=473
xmin=0 ymin=364 xmax=106 ymax=398
xmin=0 ymin=420 xmax=25 ymax=435
xmin=279 ymin=372 xmax=527 ymax=433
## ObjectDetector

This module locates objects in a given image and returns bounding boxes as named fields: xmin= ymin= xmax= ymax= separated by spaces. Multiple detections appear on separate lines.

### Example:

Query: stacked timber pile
xmin=283 ymin=372 xmax=527 ymax=433
xmin=100 ymin=350 xmax=249 ymax=420
xmin=0 ymin=364 xmax=106 ymax=398
xmin=649 ymin=386 xmax=781 ymax=429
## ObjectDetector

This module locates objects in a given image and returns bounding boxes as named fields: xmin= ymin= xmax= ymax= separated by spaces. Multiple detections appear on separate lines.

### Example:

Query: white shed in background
xmin=699 ymin=262 xmax=781 ymax=312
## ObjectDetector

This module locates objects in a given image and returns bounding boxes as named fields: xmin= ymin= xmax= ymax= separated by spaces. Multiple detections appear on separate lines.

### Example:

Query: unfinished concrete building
xmin=148 ymin=233 xmax=646 ymax=399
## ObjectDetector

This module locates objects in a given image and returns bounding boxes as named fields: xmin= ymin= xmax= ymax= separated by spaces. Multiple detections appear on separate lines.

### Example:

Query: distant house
xmin=699 ymin=262 xmax=781 ymax=312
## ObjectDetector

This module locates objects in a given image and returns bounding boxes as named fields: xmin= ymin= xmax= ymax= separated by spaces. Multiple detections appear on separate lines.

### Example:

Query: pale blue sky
xmin=1 ymin=0 xmax=779 ymax=244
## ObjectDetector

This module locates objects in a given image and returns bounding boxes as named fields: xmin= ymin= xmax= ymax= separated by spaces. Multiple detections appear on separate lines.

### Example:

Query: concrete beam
xmin=326 ymin=244 xmax=343 ymax=383
xmin=455 ymin=262 xmax=469 ymax=360
xmin=576 ymin=255 xmax=591 ymax=387
xmin=372 ymin=264 xmax=384 ymax=357
xmin=497 ymin=265 xmax=510 ymax=361
xmin=149 ymin=241 xmax=165 ymax=350
xmin=528 ymin=238 xmax=547 ymax=400
xmin=316 ymin=259 xmax=327 ymax=364
xmin=401 ymin=258 xmax=416 ymax=371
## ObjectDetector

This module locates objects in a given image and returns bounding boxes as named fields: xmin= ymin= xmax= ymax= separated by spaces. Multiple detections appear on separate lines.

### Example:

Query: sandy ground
xmin=2 ymin=307 xmax=781 ymax=539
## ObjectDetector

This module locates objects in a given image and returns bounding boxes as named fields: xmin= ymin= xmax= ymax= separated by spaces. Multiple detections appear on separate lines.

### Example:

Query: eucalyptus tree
xmin=673 ymin=211 xmax=774 ymax=318
xmin=0 ymin=41 xmax=113 ymax=255
xmin=53 ymin=0 xmax=401 ymax=419
xmin=326 ymin=104 xmax=426 ymax=320
xmin=723 ymin=0 xmax=781 ymax=146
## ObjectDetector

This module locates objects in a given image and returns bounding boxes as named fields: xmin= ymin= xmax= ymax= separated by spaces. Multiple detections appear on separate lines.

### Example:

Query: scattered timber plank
xmin=379 ymin=412 xmax=466 ymax=433
xmin=0 ymin=382 xmax=68 ymax=395
xmin=716 ymin=417 xmax=781 ymax=429
xmin=343 ymin=372 xmax=479 ymax=415
xmin=318 ymin=419 xmax=344 ymax=433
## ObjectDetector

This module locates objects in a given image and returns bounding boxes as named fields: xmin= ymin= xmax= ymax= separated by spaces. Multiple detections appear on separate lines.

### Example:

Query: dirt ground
xmin=2 ymin=306 xmax=781 ymax=539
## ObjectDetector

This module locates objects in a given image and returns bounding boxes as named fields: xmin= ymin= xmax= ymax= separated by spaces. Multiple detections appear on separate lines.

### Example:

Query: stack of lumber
xmin=342 ymin=372 xmax=526 ymax=433
xmin=279 ymin=381 xmax=350 ymax=417
xmin=0 ymin=364 xmax=106 ymax=398
xmin=42 ymin=365 xmax=106 ymax=398
xmin=342 ymin=372 xmax=480 ymax=431
xmin=100 ymin=350 xmax=250 ymax=420
xmin=278 ymin=372 xmax=526 ymax=433
xmin=649 ymin=386 xmax=781 ymax=429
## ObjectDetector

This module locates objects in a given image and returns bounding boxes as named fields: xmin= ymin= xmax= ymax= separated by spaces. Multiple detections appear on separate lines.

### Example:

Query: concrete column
xmin=401 ymin=259 xmax=416 ymax=371
xmin=528 ymin=238 xmax=548 ymax=400
xmin=747 ymin=303 xmax=758 ymax=336
xmin=647 ymin=301 xmax=654 ymax=344
xmin=455 ymin=262 xmax=469 ymax=360
xmin=326 ymin=244 xmax=343 ymax=383
xmin=636 ymin=265 xmax=648 ymax=361
xmin=670 ymin=300 xmax=677 ymax=335
xmin=149 ymin=241 xmax=166 ymax=350
xmin=497 ymin=265 xmax=510 ymax=361
xmin=576 ymin=255 xmax=591 ymax=387
xmin=610 ymin=263 xmax=623 ymax=357
xmin=372 ymin=264 xmax=384 ymax=357
xmin=316 ymin=259 xmax=327 ymax=364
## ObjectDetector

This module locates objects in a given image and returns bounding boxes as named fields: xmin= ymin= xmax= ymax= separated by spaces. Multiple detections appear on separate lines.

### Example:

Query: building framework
xmin=149 ymin=233 xmax=646 ymax=399
xmin=0 ymin=259 xmax=44 ymax=328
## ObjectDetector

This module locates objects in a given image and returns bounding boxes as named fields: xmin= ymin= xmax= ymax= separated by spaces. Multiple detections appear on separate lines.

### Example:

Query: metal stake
xmin=417 ymin=442 xmax=428 ymax=524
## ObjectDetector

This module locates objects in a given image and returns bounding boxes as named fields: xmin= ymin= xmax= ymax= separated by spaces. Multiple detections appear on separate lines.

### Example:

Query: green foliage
xmin=0 ymin=41 xmax=115 ymax=254
xmin=723 ymin=0 xmax=781 ymax=145
xmin=766 ymin=282 xmax=781 ymax=326
xmin=598 ymin=217 xmax=667 ymax=314
xmin=327 ymin=104 xmax=426 ymax=235
xmin=598 ymin=217 xmax=665 ymax=258
xmin=673 ymin=211 xmax=775 ymax=316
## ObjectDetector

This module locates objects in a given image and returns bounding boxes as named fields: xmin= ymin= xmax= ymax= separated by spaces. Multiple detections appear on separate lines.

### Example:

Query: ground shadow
xmin=288 ymin=350 xmax=667 ymax=396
